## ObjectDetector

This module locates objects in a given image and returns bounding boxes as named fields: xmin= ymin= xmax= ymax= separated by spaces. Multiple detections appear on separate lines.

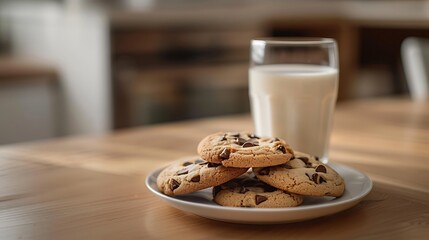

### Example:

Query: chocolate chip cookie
xmin=213 ymin=173 xmax=303 ymax=208
xmin=254 ymin=151 xmax=345 ymax=197
xmin=197 ymin=132 xmax=294 ymax=168
xmin=157 ymin=156 xmax=248 ymax=196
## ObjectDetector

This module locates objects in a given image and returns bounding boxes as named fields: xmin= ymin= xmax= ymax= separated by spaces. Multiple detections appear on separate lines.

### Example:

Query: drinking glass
xmin=249 ymin=38 xmax=338 ymax=163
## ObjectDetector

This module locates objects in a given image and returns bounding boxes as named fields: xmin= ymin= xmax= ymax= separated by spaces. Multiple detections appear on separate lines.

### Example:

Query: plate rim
xmin=145 ymin=162 xmax=373 ymax=213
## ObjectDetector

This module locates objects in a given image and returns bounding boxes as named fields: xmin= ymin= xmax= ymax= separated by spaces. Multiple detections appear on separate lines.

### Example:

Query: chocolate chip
xmin=315 ymin=165 xmax=327 ymax=173
xmin=248 ymin=133 xmax=260 ymax=139
xmin=191 ymin=175 xmax=200 ymax=182
xmin=219 ymin=148 xmax=230 ymax=160
xmin=277 ymin=145 xmax=286 ymax=153
xmin=315 ymin=156 xmax=320 ymax=161
xmin=242 ymin=141 xmax=256 ymax=148
xmin=176 ymin=168 xmax=188 ymax=175
xmin=182 ymin=161 xmax=192 ymax=166
xmin=207 ymin=162 xmax=220 ymax=168
xmin=312 ymin=173 xmax=319 ymax=183
xmin=194 ymin=159 xmax=205 ymax=164
xmin=239 ymin=186 xmax=249 ymax=194
xmin=252 ymin=182 xmax=277 ymax=192
xmin=224 ymin=181 xmax=240 ymax=189
xmin=282 ymin=164 xmax=293 ymax=169
xmin=234 ymin=137 xmax=247 ymax=145
xmin=263 ymin=185 xmax=277 ymax=192
xmin=241 ymin=178 xmax=258 ymax=186
xmin=297 ymin=156 xmax=313 ymax=168
xmin=312 ymin=173 xmax=327 ymax=184
xmin=230 ymin=133 xmax=240 ymax=138
xmin=258 ymin=167 xmax=270 ymax=175
xmin=213 ymin=186 xmax=221 ymax=197
xmin=255 ymin=195 xmax=268 ymax=205
xmin=220 ymin=134 xmax=227 ymax=141
xmin=270 ymin=137 xmax=280 ymax=143
xmin=240 ymin=179 xmax=277 ymax=193
xmin=298 ymin=157 xmax=309 ymax=164
xmin=170 ymin=179 xmax=180 ymax=191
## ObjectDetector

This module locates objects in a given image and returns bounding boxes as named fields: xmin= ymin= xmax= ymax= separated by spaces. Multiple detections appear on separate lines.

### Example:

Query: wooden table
xmin=0 ymin=97 xmax=428 ymax=239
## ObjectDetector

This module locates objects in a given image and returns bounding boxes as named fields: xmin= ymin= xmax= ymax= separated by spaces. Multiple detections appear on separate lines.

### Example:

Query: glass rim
xmin=252 ymin=37 xmax=336 ymax=45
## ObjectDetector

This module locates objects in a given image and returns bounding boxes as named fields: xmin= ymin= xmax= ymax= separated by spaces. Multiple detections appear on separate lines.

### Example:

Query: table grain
xmin=0 ymin=97 xmax=428 ymax=239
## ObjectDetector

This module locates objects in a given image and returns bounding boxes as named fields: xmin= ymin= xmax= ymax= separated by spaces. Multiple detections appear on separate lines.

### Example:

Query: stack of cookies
xmin=157 ymin=132 xmax=345 ymax=208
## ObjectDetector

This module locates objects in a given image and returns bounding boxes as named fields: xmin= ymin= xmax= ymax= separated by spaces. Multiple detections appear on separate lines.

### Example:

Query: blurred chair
xmin=401 ymin=37 xmax=429 ymax=101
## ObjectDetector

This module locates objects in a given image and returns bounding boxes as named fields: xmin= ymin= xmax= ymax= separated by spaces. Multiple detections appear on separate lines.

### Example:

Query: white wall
xmin=0 ymin=1 xmax=111 ymax=136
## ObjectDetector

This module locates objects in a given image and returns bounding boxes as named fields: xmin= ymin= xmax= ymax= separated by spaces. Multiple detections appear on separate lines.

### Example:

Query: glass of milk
xmin=249 ymin=38 xmax=338 ymax=163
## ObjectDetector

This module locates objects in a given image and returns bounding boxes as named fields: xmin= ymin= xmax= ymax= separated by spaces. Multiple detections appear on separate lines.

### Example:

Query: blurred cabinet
xmin=110 ymin=3 xmax=429 ymax=129
xmin=268 ymin=18 xmax=429 ymax=99
xmin=0 ymin=59 xmax=59 ymax=144
xmin=111 ymin=25 xmax=263 ymax=128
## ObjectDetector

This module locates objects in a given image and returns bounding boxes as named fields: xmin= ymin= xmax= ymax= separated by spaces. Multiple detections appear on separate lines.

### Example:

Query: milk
xmin=249 ymin=64 xmax=338 ymax=163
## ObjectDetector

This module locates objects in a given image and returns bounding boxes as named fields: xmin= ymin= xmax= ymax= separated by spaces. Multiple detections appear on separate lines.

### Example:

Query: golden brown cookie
xmin=254 ymin=151 xmax=345 ymax=197
xmin=213 ymin=173 xmax=303 ymax=208
xmin=157 ymin=156 xmax=248 ymax=196
xmin=197 ymin=132 xmax=294 ymax=168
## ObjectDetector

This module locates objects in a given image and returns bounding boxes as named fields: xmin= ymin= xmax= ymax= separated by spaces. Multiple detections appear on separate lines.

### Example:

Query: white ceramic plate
xmin=146 ymin=163 xmax=372 ymax=224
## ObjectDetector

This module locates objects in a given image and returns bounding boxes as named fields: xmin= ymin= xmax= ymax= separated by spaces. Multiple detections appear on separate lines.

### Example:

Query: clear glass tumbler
xmin=249 ymin=38 xmax=338 ymax=163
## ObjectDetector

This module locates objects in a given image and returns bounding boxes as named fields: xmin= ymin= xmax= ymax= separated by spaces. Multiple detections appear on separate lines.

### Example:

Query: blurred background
xmin=0 ymin=0 xmax=428 ymax=145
